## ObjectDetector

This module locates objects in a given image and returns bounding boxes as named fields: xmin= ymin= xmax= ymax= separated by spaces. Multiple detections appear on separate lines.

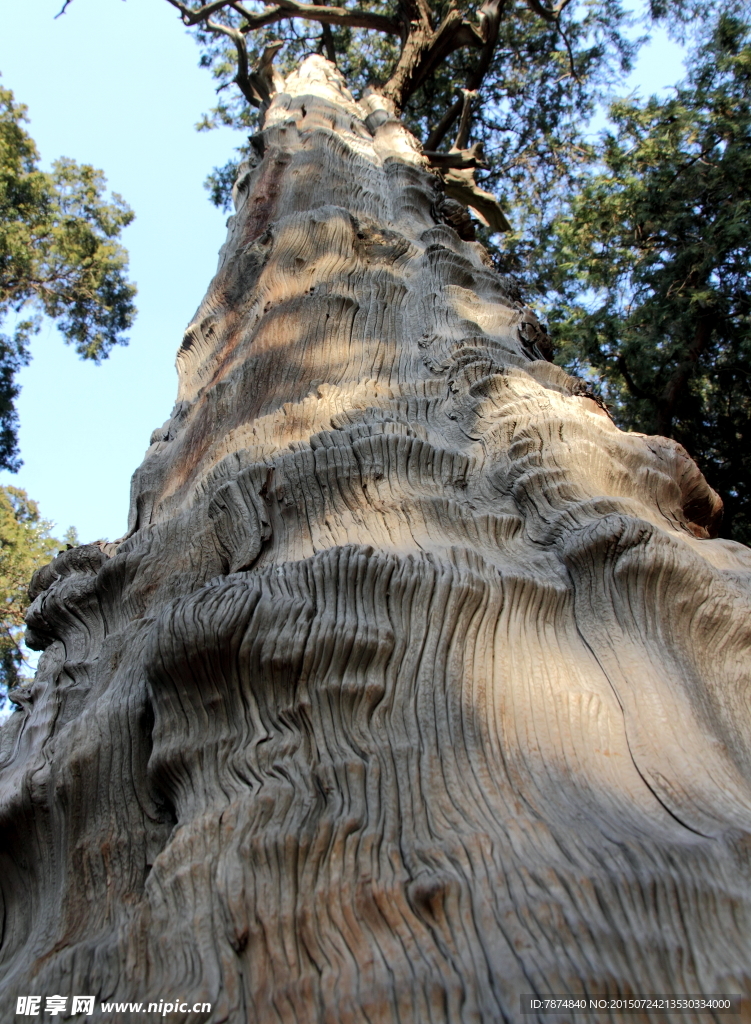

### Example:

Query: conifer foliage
xmin=0 ymin=82 xmax=136 ymax=471
xmin=0 ymin=486 xmax=59 ymax=693
xmin=543 ymin=13 xmax=751 ymax=541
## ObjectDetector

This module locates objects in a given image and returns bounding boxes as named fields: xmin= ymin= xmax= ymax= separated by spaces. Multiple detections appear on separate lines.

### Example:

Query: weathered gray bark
xmin=1 ymin=57 xmax=751 ymax=1023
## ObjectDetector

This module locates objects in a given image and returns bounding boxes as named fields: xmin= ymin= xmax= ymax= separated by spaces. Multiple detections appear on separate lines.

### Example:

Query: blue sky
xmin=2 ymin=1 xmax=686 ymax=544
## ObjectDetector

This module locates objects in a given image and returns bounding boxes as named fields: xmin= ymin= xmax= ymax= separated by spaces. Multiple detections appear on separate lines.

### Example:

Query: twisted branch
xmin=166 ymin=0 xmax=399 ymax=33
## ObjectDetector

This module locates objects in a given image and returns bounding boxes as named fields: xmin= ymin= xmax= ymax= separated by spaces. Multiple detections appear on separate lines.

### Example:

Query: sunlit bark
xmin=1 ymin=58 xmax=750 ymax=1023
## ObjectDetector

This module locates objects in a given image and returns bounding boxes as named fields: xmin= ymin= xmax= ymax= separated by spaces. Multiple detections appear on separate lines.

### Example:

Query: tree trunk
xmin=2 ymin=57 xmax=751 ymax=1023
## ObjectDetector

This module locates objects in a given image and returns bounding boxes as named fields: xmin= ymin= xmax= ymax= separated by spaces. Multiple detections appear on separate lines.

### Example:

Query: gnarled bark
xmin=1 ymin=57 xmax=750 ymax=1023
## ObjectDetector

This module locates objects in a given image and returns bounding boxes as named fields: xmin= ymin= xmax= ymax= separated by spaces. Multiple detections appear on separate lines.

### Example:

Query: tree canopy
xmin=0 ymin=486 xmax=60 ymax=695
xmin=0 ymin=81 xmax=136 ymax=471
xmin=539 ymin=11 xmax=751 ymax=542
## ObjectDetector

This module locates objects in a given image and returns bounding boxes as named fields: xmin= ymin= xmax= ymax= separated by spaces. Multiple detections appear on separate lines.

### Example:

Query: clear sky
xmin=1 ymin=1 xmax=686 ymax=544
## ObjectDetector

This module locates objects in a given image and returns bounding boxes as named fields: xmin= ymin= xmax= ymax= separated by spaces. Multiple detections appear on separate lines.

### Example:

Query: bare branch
xmin=169 ymin=1 xmax=292 ymax=32
xmin=442 ymin=166 xmax=511 ymax=233
xmin=453 ymin=89 xmax=477 ymax=151
xmin=205 ymin=16 xmax=249 ymax=80
xmin=524 ymin=0 xmax=579 ymax=80
xmin=246 ymin=39 xmax=285 ymax=108
xmin=476 ymin=0 xmax=507 ymax=44
xmin=167 ymin=0 xmax=400 ymax=34
xmin=525 ymin=0 xmax=573 ymax=22
xmin=617 ymin=355 xmax=649 ymax=400
xmin=425 ymin=97 xmax=464 ymax=151
xmin=424 ymin=1 xmax=507 ymax=148
xmin=320 ymin=23 xmax=337 ymax=64
xmin=165 ymin=0 xmax=244 ymax=25
xmin=397 ymin=0 xmax=434 ymax=28
xmin=383 ymin=7 xmax=486 ymax=109
xmin=176 ymin=0 xmax=504 ymax=129
xmin=310 ymin=0 xmax=338 ymax=63
xmin=424 ymin=143 xmax=487 ymax=170
xmin=54 ymin=0 xmax=74 ymax=16
xmin=558 ymin=20 xmax=580 ymax=82
xmin=205 ymin=17 xmax=283 ymax=108
xmin=425 ymin=65 xmax=509 ymax=235
xmin=206 ymin=0 xmax=401 ymax=34
xmin=267 ymin=1 xmax=401 ymax=34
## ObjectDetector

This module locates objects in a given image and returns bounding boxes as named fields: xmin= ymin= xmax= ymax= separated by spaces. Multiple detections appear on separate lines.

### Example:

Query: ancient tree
xmin=1 ymin=2 xmax=750 ymax=1021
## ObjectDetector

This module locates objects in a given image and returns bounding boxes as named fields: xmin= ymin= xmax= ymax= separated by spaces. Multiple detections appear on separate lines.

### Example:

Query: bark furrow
xmin=0 ymin=56 xmax=749 ymax=1023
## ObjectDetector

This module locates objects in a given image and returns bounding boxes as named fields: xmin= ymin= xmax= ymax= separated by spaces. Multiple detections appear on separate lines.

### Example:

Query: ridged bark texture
xmin=1 ymin=57 xmax=750 ymax=1023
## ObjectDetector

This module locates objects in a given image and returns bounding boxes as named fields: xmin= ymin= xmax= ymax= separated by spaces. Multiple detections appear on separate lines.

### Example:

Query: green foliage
xmin=0 ymin=486 xmax=60 ymax=696
xmin=0 ymin=81 xmax=137 ymax=470
xmin=540 ymin=12 xmax=751 ymax=541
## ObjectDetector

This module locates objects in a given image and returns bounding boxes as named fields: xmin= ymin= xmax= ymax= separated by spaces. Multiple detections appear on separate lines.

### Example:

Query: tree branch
xmin=453 ymin=89 xmax=477 ymax=151
xmin=205 ymin=18 xmax=283 ymax=108
xmin=524 ymin=0 xmax=573 ymax=23
xmin=656 ymin=312 xmax=713 ymax=436
xmin=425 ymin=97 xmax=465 ymax=151
xmin=423 ymin=143 xmax=487 ymax=170
xmin=396 ymin=0 xmax=435 ymax=32
xmin=312 ymin=0 xmax=338 ymax=63
xmin=165 ymin=0 xmax=247 ymax=25
xmin=172 ymin=2 xmax=292 ymax=32
xmin=524 ymin=0 xmax=578 ymax=80
xmin=266 ymin=1 xmax=401 ymax=34
xmin=186 ymin=0 xmax=400 ymax=34
xmin=205 ymin=16 xmax=250 ymax=88
xmin=320 ymin=22 xmax=337 ymax=64
xmin=384 ymin=7 xmax=489 ymax=109
xmin=427 ymin=67 xmax=510 ymax=236
xmin=424 ymin=0 xmax=507 ymax=147
xmin=174 ymin=0 xmax=504 ymax=132
xmin=616 ymin=355 xmax=649 ymax=400
xmin=557 ymin=17 xmax=580 ymax=81
xmin=442 ymin=167 xmax=512 ymax=233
